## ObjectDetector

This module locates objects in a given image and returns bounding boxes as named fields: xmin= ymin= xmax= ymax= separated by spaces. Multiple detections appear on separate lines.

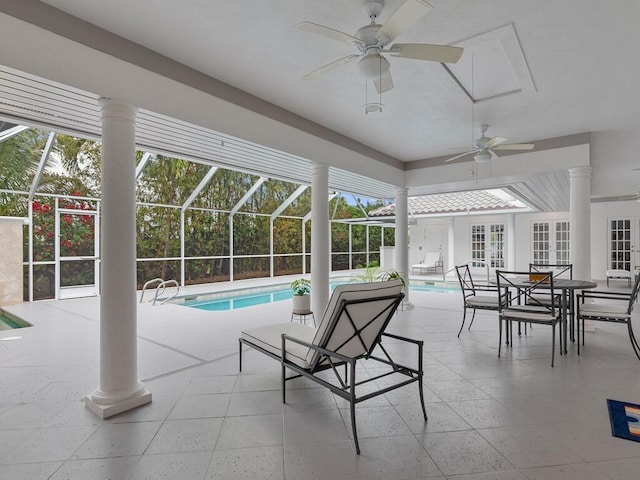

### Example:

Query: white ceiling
xmin=0 ymin=0 xmax=639 ymax=208
xmin=34 ymin=0 xmax=639 ymax=162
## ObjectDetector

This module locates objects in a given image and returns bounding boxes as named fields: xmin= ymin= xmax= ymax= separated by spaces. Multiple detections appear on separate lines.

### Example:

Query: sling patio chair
xmin=238 ymin=279 xmax=427 ymax=454
xmin=576 ymin=271 xmax=640 ymax=359
xmin=455 ymin=264 xmax=510 ymax=338
xmin=496 ymin=270 xmax=564 ymax=367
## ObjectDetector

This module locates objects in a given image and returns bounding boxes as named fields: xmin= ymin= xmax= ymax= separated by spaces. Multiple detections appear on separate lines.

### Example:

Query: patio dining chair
xmin=455 ymin=264 xmax=510 ymax=337
xmin=238 ymin=280 xmax=427 ymax=454
xmin=527 ymin=263 xmax=573 ymax=336
xmin=576 ymin=272 xmax=640 ymax=359
xmin=496 ymin=270 xmax=564 ymax=367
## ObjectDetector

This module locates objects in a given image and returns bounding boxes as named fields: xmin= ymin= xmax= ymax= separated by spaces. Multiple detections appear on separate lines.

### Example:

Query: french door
xmin=608 ymin=218 xmax=640 ymax=271
xmin=531 ymin=220 xmax=570 ymax=265
xmin=471 ymin=223 xmax=505 ymax=268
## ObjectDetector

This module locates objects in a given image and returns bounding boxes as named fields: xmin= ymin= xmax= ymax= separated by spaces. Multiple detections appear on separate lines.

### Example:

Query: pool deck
xmin=2 ymin=275 xmax=640 ymax=479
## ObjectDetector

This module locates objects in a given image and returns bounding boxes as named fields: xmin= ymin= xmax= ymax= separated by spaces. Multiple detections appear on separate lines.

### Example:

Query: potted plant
xmin=290 ymin=278 xmax=312 ymax=313
xmin=377 ymin=270 xmax=408 ymax=291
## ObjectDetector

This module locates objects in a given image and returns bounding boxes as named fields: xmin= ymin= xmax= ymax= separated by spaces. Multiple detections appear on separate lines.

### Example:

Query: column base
xmin=402 ymin=300 xmax=415 ymax=311
xmin=85 ymin=386 xmax=152 ymax=419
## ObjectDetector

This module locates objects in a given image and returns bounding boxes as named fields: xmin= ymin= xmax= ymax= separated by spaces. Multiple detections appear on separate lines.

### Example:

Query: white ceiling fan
xmin=445 ymin=124 xmax=535 ymax=163
xmin=296 ymin=0 xmax=463 ymax=95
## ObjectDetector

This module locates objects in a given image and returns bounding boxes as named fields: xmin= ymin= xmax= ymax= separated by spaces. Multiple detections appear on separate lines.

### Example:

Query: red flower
xmin=41 ymin=204 xmax=50 ymax=213
xmin=32 ymin=201 xmax=41 ymax=212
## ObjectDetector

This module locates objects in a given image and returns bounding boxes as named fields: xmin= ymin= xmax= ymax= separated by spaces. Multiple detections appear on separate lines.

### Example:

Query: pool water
xmin=181 ymin=282 xmax=458 ymax=312
xmin=184 ymin=288 xmax=293 ymax=311
xmin=0 ymin=312 xmax=31 ymax=330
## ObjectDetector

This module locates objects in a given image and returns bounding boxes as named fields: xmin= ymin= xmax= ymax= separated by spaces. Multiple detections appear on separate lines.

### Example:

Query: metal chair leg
xmin=457 ymin=307 xmax=468 ymax=337
xmin=551 ymin=324 xmax=556 ymax=367
xmin=467 ymin=309 xmax=477 ymax=331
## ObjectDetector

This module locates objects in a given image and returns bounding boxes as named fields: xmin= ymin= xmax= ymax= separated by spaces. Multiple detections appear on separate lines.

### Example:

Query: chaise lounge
xmin=238 ymin=279 xmax=427 ymax=454
xmin=411 ymin=251 xmax=443 ymax=275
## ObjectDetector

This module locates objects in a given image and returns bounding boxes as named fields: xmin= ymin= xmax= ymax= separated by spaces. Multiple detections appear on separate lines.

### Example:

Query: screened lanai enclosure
xmin=0 ymin=126 xmax=395 ymax=301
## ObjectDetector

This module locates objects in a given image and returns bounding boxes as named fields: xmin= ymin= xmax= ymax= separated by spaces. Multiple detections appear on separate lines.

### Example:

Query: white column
xmin=311 ymin=163 xmax=330 ymax=318
xmin=86 ymin=98 xmax=151 ymax=418
xmin=395 ymin=187 xmax=412 ymax=308
xmin=569 ymin=166 xmax=592 ymax=280
xmin=507 ymin=214 xmax=516 ymax=270
xmin=447 ymin=217 xmax=455 ymax=272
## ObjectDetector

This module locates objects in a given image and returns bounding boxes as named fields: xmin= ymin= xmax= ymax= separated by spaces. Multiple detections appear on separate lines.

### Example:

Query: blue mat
xmin=607 ymin=399 xmax=640 ymax=442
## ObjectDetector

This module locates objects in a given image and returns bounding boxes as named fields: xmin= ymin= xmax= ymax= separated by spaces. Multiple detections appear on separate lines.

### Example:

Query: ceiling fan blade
xmin=493 ymin=143 xmax=535 ymax=151
xmin=484 ymin=136 xmax=507 ymax=148
xmin=302 ymin=54 xmax=359 ymax=80
xmin=444 ymin=150 xmax=475 ymax=163
xmin=388 ymin=43 xmax=463 ymax=63
xmin=375 ymin=0 xmax=433 ymax=45
xmin=296 ymin=21 xmax=364 ymax=47
xmin=374 ymin=70 xmax=394 ymax=93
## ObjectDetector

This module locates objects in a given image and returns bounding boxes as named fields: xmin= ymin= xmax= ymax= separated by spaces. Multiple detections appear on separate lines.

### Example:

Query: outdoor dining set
xmin=455 ymin=263 xmax=640 ymax=367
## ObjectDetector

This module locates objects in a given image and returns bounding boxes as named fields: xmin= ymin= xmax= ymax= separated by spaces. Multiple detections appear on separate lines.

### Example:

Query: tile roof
xmin=369 ymin=190 xmax=528 ymax=217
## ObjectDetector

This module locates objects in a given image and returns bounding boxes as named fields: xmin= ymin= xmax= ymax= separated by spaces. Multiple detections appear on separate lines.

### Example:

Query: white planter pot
xmin=292 ymin=294 xmax=311 ymax=313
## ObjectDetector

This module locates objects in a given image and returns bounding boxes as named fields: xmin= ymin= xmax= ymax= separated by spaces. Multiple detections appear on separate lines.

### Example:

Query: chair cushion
xmin=241 ymin=322 xmax=316 ymax=369
xmin=466 ymin=295 xmax=500 ymax=308
xmin=501 ymin=306 xmax=558 ymax=323
xmin=308 ymin=280 xmax=403 ymax=367
xmin=579 ymin=302 xmax=629 ymax=319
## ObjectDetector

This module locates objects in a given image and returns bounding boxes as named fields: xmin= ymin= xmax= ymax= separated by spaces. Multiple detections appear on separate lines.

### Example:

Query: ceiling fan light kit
xmin=473 ymin=151 xmax=492 ymax=163
xmin=296 ymin=0 xmax=463 ymax=112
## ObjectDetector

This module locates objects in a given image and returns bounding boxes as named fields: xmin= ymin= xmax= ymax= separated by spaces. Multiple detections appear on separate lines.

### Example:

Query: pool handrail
xmin=443 ymin=259 xmax=490 ymax=285
xmin=140 ymin=278 xmax=164 ymax=303
xmin=152 ymin=279 xmax=180 ymax=305
xmin=140 ymin=278 xmax=180 ymax=305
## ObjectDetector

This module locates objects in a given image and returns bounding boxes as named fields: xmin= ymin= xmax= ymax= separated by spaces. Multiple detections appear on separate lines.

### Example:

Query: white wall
xmin=409 ymin=199 xmax=640 ymax=281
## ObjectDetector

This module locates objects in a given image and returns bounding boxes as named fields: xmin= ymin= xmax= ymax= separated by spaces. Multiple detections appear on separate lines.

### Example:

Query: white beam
xmin=230 ymin=177 xmax=266 ymax=215
xmin=182 ymin=166 xmax=218 ymax=211
xmin=0 ymin=125 xmax=29 ymax=142
xmin=135 ymin=152 xmax=152 ymax=179
xmin=271 ymin=185 xmax=307 ymax=220
xmin=28 ymin=131 xmax=55 ymax=199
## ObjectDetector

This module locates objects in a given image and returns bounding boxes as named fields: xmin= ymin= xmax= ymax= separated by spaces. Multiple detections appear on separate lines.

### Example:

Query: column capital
xmin=395 ymin=186 xmax=408 ymax=198
xmin=568 ymin=166 xmax=591 ymax=179
xmin=99 ymin=98 xmax=137 ymax=122
xmin=311 ymin=162 xmax=329 ymax=175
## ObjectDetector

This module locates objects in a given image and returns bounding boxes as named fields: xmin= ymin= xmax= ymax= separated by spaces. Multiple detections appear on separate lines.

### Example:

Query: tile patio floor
xmin=1 ymin=281 xmax=640 ymax=479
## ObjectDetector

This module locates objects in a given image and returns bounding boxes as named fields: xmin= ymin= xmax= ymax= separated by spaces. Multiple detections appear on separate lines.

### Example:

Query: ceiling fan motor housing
xmin=363 ymin=0 xmax=384 ymax=20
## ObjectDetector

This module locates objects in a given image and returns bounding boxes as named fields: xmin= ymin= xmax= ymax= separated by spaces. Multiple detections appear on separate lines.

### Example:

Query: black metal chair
xmin=496 ymin=270 xmax=564 ymax=367
xmin=527 ymin=263 xmax=573 ymax=337
xmin=239 ymin=280 xmax=426 ymax=454
xmin=576 ymin=272 xmax=640 ymax=359
xmin=455 ymin=264 xmax=510 ymax=338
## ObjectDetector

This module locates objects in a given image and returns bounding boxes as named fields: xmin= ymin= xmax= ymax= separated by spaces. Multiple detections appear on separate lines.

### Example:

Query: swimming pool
xmin=180 ymin=282 xmax=458 ymax=312
xmin=0 ymin=311 xmax=31 ymax=330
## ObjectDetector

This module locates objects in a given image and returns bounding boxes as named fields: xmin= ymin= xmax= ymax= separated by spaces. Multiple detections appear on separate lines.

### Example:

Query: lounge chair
xmin=411 ymin=251 xmax=443 ymax=275
xmin=238 ymin=280 xmax=427 ymax=454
